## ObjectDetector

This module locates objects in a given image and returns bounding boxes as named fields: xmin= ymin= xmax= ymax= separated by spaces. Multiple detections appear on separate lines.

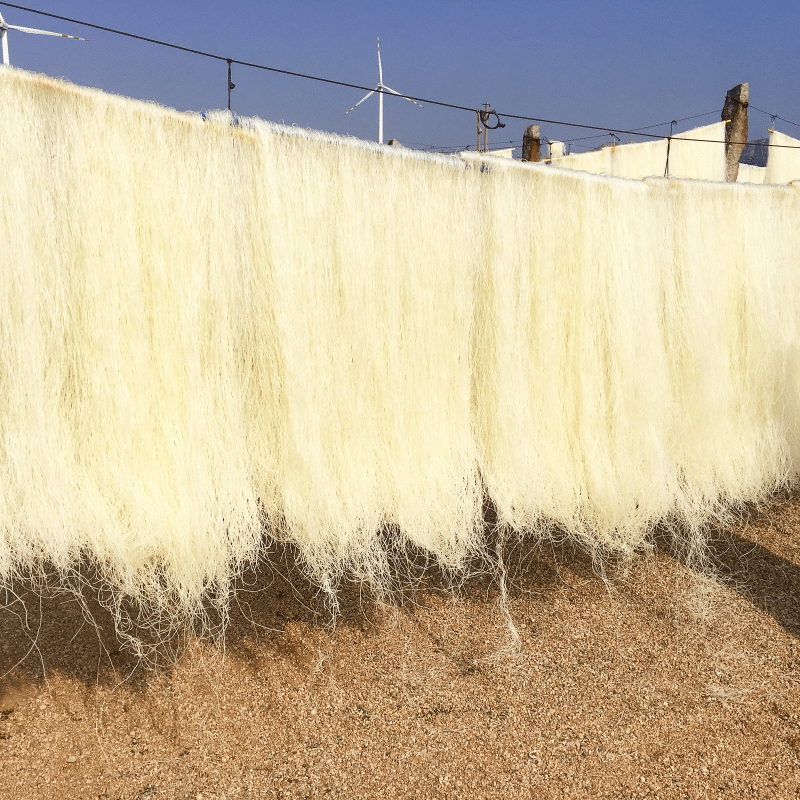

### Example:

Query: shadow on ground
xmin=0 ymin=529 xmax=595 ymax=693
xmin=2 ymin=491 xmax=799 ymax=694
xmin=709 ymin=495 xmax=800 ymax=639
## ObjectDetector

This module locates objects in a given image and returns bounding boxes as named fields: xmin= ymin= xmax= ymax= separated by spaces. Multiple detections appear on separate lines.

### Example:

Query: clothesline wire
xmin=2 ymin=3 xmax=800 ymax=150
xmin=405 ymin=113 xmax=719 ymax=151
xmin=410 ymin=107 xmax=790 ymax=153
xmin=557 ymin=110 xmax=721 ymax=145
xmin=749 ymin=104 xmax=800 ymax=132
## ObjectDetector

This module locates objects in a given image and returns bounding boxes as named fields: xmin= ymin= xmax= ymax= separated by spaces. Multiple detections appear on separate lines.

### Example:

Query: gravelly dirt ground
xmin=1 ymin=494 xmax=799 ymax=800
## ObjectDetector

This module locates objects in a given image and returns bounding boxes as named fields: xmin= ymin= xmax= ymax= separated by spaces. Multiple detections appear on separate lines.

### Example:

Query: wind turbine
xmin=345 ymin=36 xmax=422 ymax=145
xmin=0 ymin=10 xmax=87 ymax=66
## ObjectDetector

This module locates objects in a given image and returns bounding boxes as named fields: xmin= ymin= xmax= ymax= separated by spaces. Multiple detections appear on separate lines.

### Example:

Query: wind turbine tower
xmin=345 ymin=36 xmax=422 ymax=145
xmin=0 ymin=10 xmax=87 ymax=66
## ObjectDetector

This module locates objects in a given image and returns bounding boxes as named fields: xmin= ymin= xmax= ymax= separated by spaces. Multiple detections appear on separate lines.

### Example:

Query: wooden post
xmin=522 ymin=125 xmax=541 ymax=162
xmin=722 ymin=82 xmax=748 ymax=182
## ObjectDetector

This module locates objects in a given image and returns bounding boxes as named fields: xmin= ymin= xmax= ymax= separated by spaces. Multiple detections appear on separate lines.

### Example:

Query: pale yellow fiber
xmin=1 ymin=68 xmax=799 ymax=631
xmin=550 ymin=146 xmax=613 ymax=175
xmin=550 ymin=122 xmax=727 ymax=181
xmin=737 ymin=164 xmax=766 ymax=184
xmin=473 ymin=159 xmax=800 ymax=558
xmin=765 ymin=130 xmax=800 ymax=184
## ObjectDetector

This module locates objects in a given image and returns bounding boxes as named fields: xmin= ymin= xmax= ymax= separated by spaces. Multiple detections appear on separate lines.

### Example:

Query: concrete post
xmin=722 ymin=83 xmax=748 ymax=182
xmin=522 ymin=125 xmax=541 ymax=162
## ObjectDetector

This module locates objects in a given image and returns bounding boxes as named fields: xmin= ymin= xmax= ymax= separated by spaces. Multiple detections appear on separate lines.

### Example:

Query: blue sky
xmin=1 ymin=1 xmax=798 ymax=154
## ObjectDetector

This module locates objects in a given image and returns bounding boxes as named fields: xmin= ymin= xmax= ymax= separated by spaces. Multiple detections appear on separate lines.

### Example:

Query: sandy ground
xmin=1 ymin=495 xmax=799 ymax=800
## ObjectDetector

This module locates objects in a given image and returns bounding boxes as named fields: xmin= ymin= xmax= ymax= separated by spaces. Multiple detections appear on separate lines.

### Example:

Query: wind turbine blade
xmin=377 ymin=36 xmax=383 ymax=85
xmin=345 ymin=89 xmax=377 ymax=115
xmin=382 ymin=85 xmax=424 ymax=108
xmin=7 ymin=24 xmax=87 ymax=41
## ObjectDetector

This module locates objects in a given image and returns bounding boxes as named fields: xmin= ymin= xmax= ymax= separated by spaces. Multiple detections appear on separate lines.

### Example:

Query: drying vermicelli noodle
xmin=737 ymin=164 xmax=766 ymax=184
xmin=550 ymin=122 xmax=727 ymax=181
xmin=765 ymin=129 xmax=800 ymax=184
xmin=550 ymin=145 xmax=613 ymax=175
xmin=1 ymin=68 xmax=799 ymax=632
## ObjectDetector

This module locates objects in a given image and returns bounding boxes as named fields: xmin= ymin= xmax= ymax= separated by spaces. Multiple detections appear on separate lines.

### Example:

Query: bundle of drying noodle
xmin=551 ymin=122 xmax=727 ymax=181
xmin=1 ymin=68 xmax=799 ymax=632
xmin=473 ymin=158 xmax=800 ymax=556
xmin=550 ymin=146 xmax=613 ymax=175
xmin=737 ymin=164 xmax=766 ymax=184
xmin=0 ymin=68 xmax=482 ymax=622
xmin=765 ymin=129 xmax=800 ymax=184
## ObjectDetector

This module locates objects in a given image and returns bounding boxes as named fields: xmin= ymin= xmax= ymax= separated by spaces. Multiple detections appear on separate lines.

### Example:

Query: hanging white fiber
xmin=658 ymin=122 xmax=727 ymax=181
xmin=474 ymin=158 xmax=800 ymax=558
xmin=550 ymin=122 xmax=727 ymax=181
xmin=0 ymin=68 xmax=483 ymax=620
xmin=765 ymin=129 xmax=800 ymax=184
xmin=550 ymin=146 xmax=613 ymax=175
xmin=1 ymin=68 xmax=799 ymax=634
xmin=737 ymin=164 xmax=766 ymax=184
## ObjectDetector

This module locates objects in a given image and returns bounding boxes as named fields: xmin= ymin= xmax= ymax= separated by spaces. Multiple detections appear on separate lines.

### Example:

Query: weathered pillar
xmin=522 ymin=124 xmax=541 ymax=162
xmin=722 ymin=82 xmax=748 ymax=182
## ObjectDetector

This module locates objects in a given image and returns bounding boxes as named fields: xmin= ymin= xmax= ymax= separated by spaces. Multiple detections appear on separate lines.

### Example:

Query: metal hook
xmin=664 ymin=120 xmax=677 ymax=177
xmin=227 ymin=59 xmax=235 ymax=111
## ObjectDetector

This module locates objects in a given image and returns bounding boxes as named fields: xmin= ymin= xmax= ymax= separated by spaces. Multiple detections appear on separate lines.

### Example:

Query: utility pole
xmin=722 ymin=82 xmax=748 ymax=182
xmin=483 ymin=102 xmax=490 ymax=153
xmin=522 ymin=125 xmax=541 ymax=162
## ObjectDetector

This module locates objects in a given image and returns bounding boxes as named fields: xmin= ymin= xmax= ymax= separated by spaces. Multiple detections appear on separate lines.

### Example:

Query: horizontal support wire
xmin=2 ymin=2 xmax=800 ymax=149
